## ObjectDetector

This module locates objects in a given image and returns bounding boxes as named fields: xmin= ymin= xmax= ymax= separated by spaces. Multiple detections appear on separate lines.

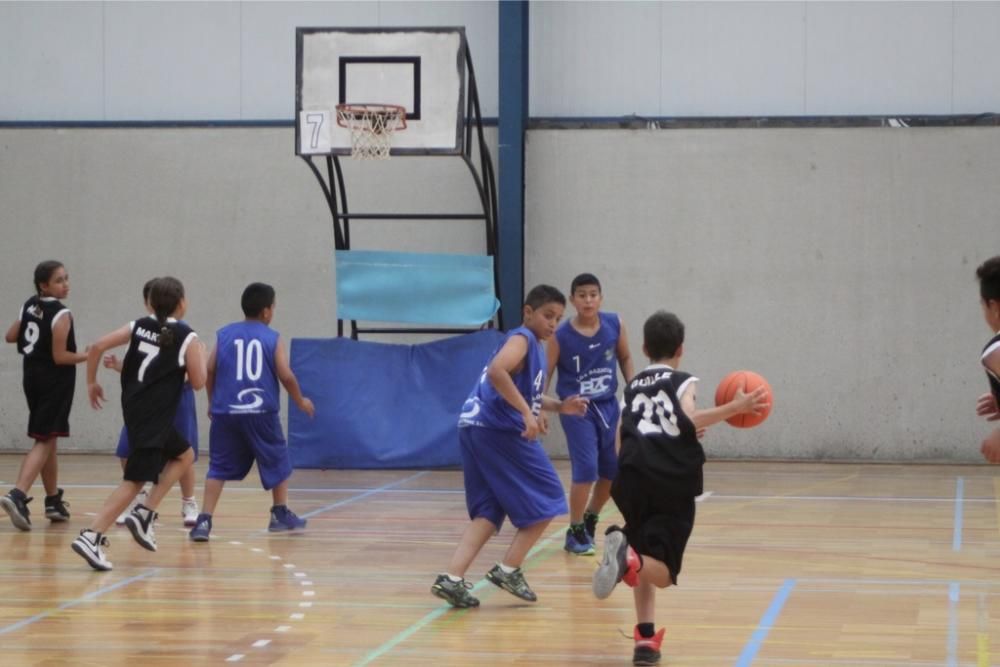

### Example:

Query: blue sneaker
xmin=189 ymin=513 xmax=212 ymax=542
xmin=564 ymin=524 xmax=595 ymax=555
xmin=268 ymin=505 xmax=307 ymax=532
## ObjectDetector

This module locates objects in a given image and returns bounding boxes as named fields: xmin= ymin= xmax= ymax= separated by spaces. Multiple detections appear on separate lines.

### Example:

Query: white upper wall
xmin=2 ymin=1 xmax=1000 ymax=121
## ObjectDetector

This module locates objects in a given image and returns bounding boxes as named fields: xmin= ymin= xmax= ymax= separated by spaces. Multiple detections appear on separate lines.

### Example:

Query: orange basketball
xmin=714 ymin=370 xmax=773 ymax=428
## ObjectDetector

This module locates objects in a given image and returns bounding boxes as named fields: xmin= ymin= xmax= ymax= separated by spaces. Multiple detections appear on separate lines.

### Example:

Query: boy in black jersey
xmin=592 ymin=311 xmax=768 ymax=666
xmin=2 ymin=261 xmax=87 ymax=531
xmin=71 ymin=277 xmax=207 ymax=571
xmin=975 ymin=257 xmax=1000 ymax=462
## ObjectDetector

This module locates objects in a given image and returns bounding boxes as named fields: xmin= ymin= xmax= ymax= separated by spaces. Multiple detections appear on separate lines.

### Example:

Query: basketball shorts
xmin=611 ymin=468 xmax=696 ymax=585
xmin=23 ymin=370 xmax=74 ymax=440
xmin=459 ymin=426 xmax=568 ymax=530
xmin=207 ymin=413 xmax=291 ymax=491
xmin=123 ymin=428 xmax=192 ymax=483
xmin=560 ymin=397 xmax=619 ymax=483
xmin=116 ymin=384 xmax=198 ymax=460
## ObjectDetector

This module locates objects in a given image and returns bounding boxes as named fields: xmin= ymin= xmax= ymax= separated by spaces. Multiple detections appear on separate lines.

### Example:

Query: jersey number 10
xmin=233 ymin=339 xmax=263 ymax=381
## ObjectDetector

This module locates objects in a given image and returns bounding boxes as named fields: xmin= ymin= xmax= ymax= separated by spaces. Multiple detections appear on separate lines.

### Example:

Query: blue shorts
xmin=207 ymin=412 xmax=291 ymax=491
xmin=459 ymin=426 xmax=568 ymax=530
xmin=561 ymin=397 xmax=619 ymax=483
xmin=116 ymin=384 xmax=198 ymax=460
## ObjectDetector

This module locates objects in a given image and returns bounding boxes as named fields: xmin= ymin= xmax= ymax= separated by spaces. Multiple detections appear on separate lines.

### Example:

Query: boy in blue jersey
xmin=547 ymin=273 xmax=634 ymax=555
xmin=188 ymin=283 xmax=315 ymax=541
xmin=431 ymin=285 xmax=589 ymax=608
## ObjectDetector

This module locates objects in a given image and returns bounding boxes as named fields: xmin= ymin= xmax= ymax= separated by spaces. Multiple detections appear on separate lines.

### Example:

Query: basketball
xmin=714 ymin=370 xmax=773 ymax=428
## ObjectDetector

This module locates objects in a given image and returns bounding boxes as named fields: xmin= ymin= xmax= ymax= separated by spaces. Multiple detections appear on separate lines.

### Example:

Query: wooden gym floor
xmin=1 ymin=454 xmax=999 ymax=666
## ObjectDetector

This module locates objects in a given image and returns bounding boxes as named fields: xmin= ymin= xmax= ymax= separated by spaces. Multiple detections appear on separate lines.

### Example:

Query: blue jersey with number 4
xmin=554 ymin=311 xmax=620 ymax=401
xmin=210 ymin=320 xmax=280 ymax=415
xmin=458 ymin=326 xmax=546 ymax=434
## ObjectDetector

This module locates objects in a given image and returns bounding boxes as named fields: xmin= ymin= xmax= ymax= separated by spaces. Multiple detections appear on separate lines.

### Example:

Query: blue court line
xmin=299 ymin=471 xmax=430 ymax=519
xmin=947 ymin=582 xmax=960 ymax=667
xmin=735 ymin=578 xmax=797 ymax=667
xmin=0 ymin=568 xmax=159 ymax=636
xmin=953 ymin=477 xmax=965 ymax=552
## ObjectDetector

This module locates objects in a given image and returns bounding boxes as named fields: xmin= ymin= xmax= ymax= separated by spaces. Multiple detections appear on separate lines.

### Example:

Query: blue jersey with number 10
xmin=458 ymin=326 xmax=546 ymax=434
xmin=210 ymin=320 xmax=280 ymax=416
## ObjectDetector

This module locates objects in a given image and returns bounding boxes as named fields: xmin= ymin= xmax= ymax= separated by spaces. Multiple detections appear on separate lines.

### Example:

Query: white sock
xmin=499 ymin=562 xmax=517 ymax=574
xmin=182 ymin=496 xmax=196 ymax=502
xmin=445 ymin=573 xmax=462 ymax=582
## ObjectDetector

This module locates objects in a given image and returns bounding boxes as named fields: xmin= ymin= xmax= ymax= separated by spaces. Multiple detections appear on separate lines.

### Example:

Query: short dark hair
xmin=524 ymin=284 xmax=565 ymax=310
xmin=570 ymin=273 xmax=601 ymax=295
xmin=142 ymin=277 xmax=159 ymax=303
xmin=33 ymin=260 xmax=64 ymax=295
xmin=241 ymin=282 xmax=276 ymax=317
xmin=643 ymin=310 xmax=685 ymax=360
xmin=978 ymin=256 xmax=1000 ymax=302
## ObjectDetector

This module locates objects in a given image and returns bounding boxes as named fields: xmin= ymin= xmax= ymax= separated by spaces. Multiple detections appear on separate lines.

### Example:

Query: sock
xmin=499 ymin=562 xmax=517 ymax=574
xmin=182 ymin=496 xmax=196 ymax=502
xmin=637 ymin=623 xmax=655 ymax=639
xmin=445 ymin=573 xmax=462 ymax=582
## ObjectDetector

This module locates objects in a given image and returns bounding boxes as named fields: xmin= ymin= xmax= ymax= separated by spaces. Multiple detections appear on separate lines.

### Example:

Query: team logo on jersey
xmin=229 ymin=388 xmax=266 ymax=412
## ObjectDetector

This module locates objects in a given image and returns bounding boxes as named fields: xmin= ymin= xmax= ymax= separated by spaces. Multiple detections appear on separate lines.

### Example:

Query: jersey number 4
xmin=631 ymin=390 xmax=680 ymax=437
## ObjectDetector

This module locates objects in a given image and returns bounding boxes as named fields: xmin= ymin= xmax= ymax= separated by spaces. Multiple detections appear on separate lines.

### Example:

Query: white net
xmin=336 ymin=104 xmax=407 ymax=160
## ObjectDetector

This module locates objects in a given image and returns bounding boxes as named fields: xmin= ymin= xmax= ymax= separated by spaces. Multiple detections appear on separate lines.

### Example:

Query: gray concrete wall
xmin=526 ymin=127 xmax=1000 ymax=462
xmin=1 ymin=126 xmax=997 ymax=462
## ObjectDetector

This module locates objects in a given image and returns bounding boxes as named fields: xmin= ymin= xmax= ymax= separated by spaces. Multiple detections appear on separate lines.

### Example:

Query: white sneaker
xmin=182 ymin=498 xmax=199 ymax=526
xmin=72 ymin=529 xmax=112 ymax=571
xmin=117 ymin=489 xmax=147 ymax=525
xmin=125 ymin=504 xmax=158 ymax=552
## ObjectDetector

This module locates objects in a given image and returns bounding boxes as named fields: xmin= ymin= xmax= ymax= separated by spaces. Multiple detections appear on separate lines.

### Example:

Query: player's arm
xmin=980 ymin=349 xmax=1000 ymax=421
xmin=183 ymin=335 xmax=207 ymax=391
xmin=544 ymin=335 xmax=560 ymax=392
xmin=486 ymin=334 xmax=542 ymax=438
xmin=4 ymin=317 xmax=18 ymax=344
xmin=616 ymin=316 xmax=635 ymax=382
xmin=86 ymin=325 xmax=132 ymax=409
xmin=684 ymin=379 xmax=768 ymax=430
xmin=103 ymin=354 xmax=123 ymax=373
xmin=274 ymin=336 xmax=315 ymax=418
xmin=52 ymin=313 xmax=87 ymax=365
xmin=540 ymin=394 xmax=588 ymax=415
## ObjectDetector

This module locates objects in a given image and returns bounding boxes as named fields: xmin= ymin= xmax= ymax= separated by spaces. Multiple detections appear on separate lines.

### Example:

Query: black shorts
xmin=611 ymin=469 xmax=696 ymax=584
xmin=23 ymin=372 xmax=74 ymax=440
xmin=123 ymin=429 xmax=191 ymax=483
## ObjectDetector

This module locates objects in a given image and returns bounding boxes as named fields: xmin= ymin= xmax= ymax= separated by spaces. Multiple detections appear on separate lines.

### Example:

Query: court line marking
xmin=298 ymin=471 xmax=430 ymax=520
xmin=0 ymin=568 xmax=159 ymax=636
xmin=953 ymin=477 xmax=965 ymax=552
xmin=734 ymin=578 xmax=797 ymax=667
xmin=947 ymin=582 xmax=960 ymax=667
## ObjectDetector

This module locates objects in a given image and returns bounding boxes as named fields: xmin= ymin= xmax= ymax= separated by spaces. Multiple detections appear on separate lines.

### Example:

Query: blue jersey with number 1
xmin=458 ymin=326 xmax=546 ymax=434
xmin=210 ymin=320 xmax=280 ymax=416
xmin=554 ymin=311 xmax=620 ymax=401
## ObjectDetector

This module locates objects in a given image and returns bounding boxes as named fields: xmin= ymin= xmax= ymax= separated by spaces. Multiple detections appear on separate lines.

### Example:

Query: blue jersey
xmin=554 ymin=311 xmax=621 ymax=401
xmin=458 ymin=326 xmax=546 ymax=434
xmin=210 ymin=320 xmax=281 ymax=415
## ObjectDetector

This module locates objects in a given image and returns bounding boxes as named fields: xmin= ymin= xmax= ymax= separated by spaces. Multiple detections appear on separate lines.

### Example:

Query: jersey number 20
xmin=631 ymin=390 xmax=680 ymax=437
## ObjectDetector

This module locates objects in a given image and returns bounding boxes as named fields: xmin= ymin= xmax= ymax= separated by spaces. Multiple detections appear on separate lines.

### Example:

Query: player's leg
xmin=584 ymin=400 xmax=620 ymax=540
xmin=176 ymin=387 xmax=200 ymax=525
xmin=484 ymin=433 xmax=568 ymax=601
xmin=179 ymin=465 xmax=199 ymax=526
xmin=632 ymin=582 xmax=667 ymax=665
xmin=124 ymin=434 xmax=194 ymax=552
xmin=41 ymin=438 xmax=72 ymax=522
xmin=250 ymin=414 xmax=303 ymax=532
xmin=2 ymin=437 xmax=56 ymax=530
xmin=72 ymin=479 xmax=146 ymax=571
xmin=115 ymin=427 xmax=148 ymax=524
xmin=431 ymin=429 xmax=501 ymax=609
xmin=190 ymin=415 xmax=251 ymax=541
xmin=561 ymin=412 xmax=599 ymax=554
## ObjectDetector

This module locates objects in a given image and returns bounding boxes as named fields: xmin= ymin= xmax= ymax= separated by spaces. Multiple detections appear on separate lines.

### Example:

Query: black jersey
xmin=983 ymin=332 xmax=1000 ymax=404
xmin=619 ymin=364 xmax=704 ymax=497
xmin=120 ymin=316 xmax=197 ymax=449
xmin=17 ymin=296 xmax=76 ymax=380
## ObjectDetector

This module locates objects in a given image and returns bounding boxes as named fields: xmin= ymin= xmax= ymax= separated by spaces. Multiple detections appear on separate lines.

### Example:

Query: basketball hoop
xmin=336 ymin=103 xmax=407 ymax=160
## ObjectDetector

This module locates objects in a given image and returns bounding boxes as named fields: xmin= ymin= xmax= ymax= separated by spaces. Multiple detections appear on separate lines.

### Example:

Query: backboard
xmin=296 ymin=27 xmax=467 ymax=156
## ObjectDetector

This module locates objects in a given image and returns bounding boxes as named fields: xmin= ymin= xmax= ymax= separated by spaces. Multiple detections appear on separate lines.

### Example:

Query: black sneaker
xmin=0 ymin=489 xmax=32 ymax=531
xmin=72 ymin=529 xmax=112 ymax=571
xmin=125 ymin=504 xmax=158 ymax=551
xmin=485 ymin=564 xmax=537 ymax=602
xmin=45 ymin=488 xmax=70 ymax=522
xmin=431 ymin=574 xmax=480 ymax=608
xmin=583 ymin=510 xmax=600 ymax=541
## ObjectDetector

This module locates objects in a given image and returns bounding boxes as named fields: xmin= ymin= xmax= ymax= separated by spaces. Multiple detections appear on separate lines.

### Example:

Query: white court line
xmin=299 ymin=602 xmax=313 ymax=608
xmin=225 ymin=655 xmax=244 ymax=662
xmin=275 ymin=625 xmax=291 ymax=633
xmin=294 ymin=572 xmax=307 ymax=578
xmin=696 ymin=491 xmax=713 ymax=502
xmin=283 ymin=564 xmax=296 ymax=569
xmin=251 ymin=639 xmax=271 ymax=648
xmin=290 ymin=613 xmax=305 ymax=620
xmin=302 ymin=590 xmax=315 ymax=597
xmin=301 ymin=581 xmax=313 ymax=586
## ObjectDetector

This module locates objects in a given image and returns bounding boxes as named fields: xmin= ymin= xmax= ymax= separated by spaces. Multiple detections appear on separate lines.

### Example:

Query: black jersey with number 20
xmin=618 ymin=364 xmax=705 ymax=497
